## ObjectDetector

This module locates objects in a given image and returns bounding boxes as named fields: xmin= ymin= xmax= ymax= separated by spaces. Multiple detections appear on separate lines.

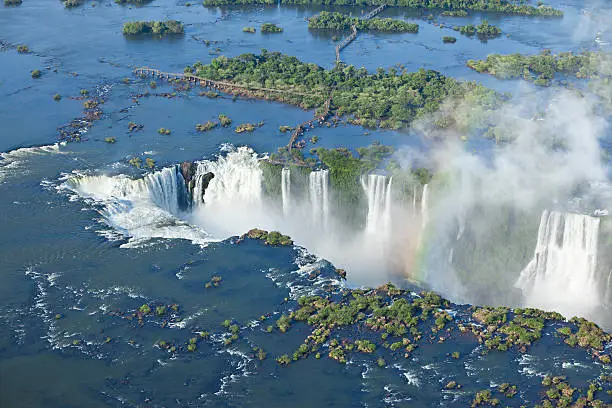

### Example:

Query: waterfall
xmin=192 ymin=146 xmax=262 ymax=207
xmin=421 ymin=183 xmax=429 ymax=229
xmin=361 ymin=174 xmax=392 ymax=235
xmin=64 ymin=166 xmax=209 ymax=246
xmin=515 ymin=210 xmax=601 ymax=317
xmin=309 ymin=169 xmax=329 ymax=228
xmin=281 ymin=167 xmax=291 ymax=216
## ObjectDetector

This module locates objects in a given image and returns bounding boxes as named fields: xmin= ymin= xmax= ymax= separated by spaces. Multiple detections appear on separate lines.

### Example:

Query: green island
xmin=203 ymin=0 xmax=562 ymax=17
xmin=440 ymin=9 xmax=467 ymax=16
xmin=114 ymin=0 xmax=152 ymax=4
xmin=191 ymin=51 xmax=501 ymax=131
xmin=308 ymin=11 xmax=419 ymax=33
xmin=467 ymin=50 xmax=612 ymax=86
xmin=261 ymin=23 xmax=283 ymax=33
xmin=242 ymin=26 xmax=256 ymax=33
xmin=122 ymin=20 xmax=185 ymax=36
xmin=442 ymin=35 xmax=456 ymax=43
xmin=453 ymin=20 xmax=501 ymax=40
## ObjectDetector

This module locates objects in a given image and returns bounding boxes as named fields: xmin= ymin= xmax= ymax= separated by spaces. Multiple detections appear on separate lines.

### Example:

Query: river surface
xmin=1 ymin=0 xmax=612 ymax=406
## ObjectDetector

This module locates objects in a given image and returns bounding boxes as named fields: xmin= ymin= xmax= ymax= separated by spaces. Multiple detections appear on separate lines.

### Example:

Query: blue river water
xmin=1 ymin=0 xmax=611 ymax=406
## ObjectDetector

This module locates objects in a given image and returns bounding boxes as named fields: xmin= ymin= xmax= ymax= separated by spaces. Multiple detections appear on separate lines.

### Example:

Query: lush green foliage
xmin=440 ymin=9 xmax=467 ymax=16
xmin=17 ymin=45 xmax=29 ymax=53
xmin=115 ymin=0 xmax=152 ymax=4
xmin=202 ymin=0 xmax=562 ymax=16
xmin=122 ymin=20 xmax=184 ymax=36
xmin=308 ymin=11 xmax=418 ymax=33
xmin=467 ymin=50 xmax=611 ymax=86
xmin=31 ymin=69 xmax=42 ymax=78
xmin=442 ymin=36 xmax=456 ymax=43
xmin=243 ymin=26 xmax=256 ymax=33
xmin=261 ymin=23 xmax=283 ymax=33
xmin=204 ymin=0 xmax=274 ymax=5
xmin=4 ymin=0 xmax=23 ymax=5
xmin=453 ymin=20 xmax=501 ymax=40
xmin=192 ymin=51 xmax=501 ymax=130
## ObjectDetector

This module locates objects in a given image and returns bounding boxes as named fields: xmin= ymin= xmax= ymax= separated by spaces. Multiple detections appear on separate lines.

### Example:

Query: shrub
xmin=53 ymin=94 xmax=62 ymax=101
xmin=243 ymin=27 xmax=256 ymax=33
xmin=261 ymin=23 xmax=282 ymax=33
xmin=442 ymin=36 xmax=457 ymax=43
xmin=31 ymin=69 xmax=42 ymax=78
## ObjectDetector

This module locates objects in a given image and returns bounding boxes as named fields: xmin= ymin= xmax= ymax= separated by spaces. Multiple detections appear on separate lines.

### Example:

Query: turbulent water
xmin=516 ymin=210 xmax=602 ymax=320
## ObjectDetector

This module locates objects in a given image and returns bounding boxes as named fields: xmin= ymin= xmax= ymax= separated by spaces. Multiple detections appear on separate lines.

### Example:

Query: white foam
xmin=0 ymin=143 xmax=65 ymax=183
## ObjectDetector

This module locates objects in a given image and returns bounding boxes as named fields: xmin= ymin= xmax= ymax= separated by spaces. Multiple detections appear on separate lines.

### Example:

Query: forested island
xmin=453 ymin=20 xmax=501 ymax=40
xmin=467 ymin=50 xmax=611 ymax=86
xmin=202 ymin=0 xmax=562 ymax=17
xmin=190 ymin=51 xmax=501 ymax=130
xmin=308 ymin=11 xmax=419 ymax=33
xmin=122 ymin=20 xmax=184 ymax=36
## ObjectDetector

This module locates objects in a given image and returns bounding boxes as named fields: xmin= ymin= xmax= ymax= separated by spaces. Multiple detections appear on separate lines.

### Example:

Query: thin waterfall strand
xmin=282 ymin=167 xmax=291 ymax=216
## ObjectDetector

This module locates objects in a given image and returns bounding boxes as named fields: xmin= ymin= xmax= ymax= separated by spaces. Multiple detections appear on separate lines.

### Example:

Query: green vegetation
xmin=308 ymin=11 xmax=419 ymax=33
xmin=104 ymin=137 xmax=116 ymax=143
xmin=261 ymin=23 xmax=282 ymax=33
xmin=17 ymin=45 xmax=29 ymax=53
xmin=204 ymin=0 xmax=562 ymax=16
xmin=440 ymin=10 xmax=467 ymax=16
xmin=122 ymin=20 xmax=184 ymax=36
xmin=245 ymin=228 xmax=293 ymax=246
xmin=243 ymin=27 xmax=256 ymax=33
xmin=235 ymin=123 xmax=256 ymax=133
xmin=4 ymin=0 xmax=23 ymax=5
xmin=158 ymin=127 xmax=171 ymax=135
xmin=80 ymin=89 xmax=89 ymax=95
xmin=196 ymin=121 xmax=218 ymax=132
xmin=31 ymin=69 xmax=42 ymax=79
xmin=442 ymin=36 xmax=456 ymax=43
xmin=453 ymin=20 xmax=501 ymax=40
xmin=115 ymin=0 xmax=153 ymax=4
xmin=204 ymin=0 xmax=274 ymax=4
xmin=128 ymin=157 xmax=142 ymax=168
xmin=279 ymin=125 xmax=293 ymax=133
xmin=128 ymin=121 xmax=143 ymax=132
xmin=192 ymin=52 xmax=501 ymax=131
xmin=467 ymin=50 xmax=612 ymax=86
xmin=139 ymin=304 xmax=151 ymax=314
xmin=235 ymin=121 xmax=263 ymax=133
xmin=83 ymin=99 xmax=98 ymax=109
xmin=218 ymin=114 xmax=232 ymax=127
xmin=64 ymin=0 xmax=83 ymax=7
xmin=53 ymin=94 xmax=62 ymax=101
xmin=145 ymin=158 xmax=155 ymax=168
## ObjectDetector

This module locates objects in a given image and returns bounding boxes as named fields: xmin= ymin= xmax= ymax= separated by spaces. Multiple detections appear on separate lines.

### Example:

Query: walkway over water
xmin=133 ymin=67 xmax=314 ymax=97
xmin=335 ymin=5 xmax=387 ymax=64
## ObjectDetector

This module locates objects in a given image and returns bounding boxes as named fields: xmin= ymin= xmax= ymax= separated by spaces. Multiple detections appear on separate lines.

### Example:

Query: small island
xmin=4 ymin=0 xmax=22 ymax=5
xmin=453 ymin=20 xmax=501 ymax=40
xmin=308 ymin=11 xmax=419 ymax=33
xmin=122 ymin=20 xmax=184 ymax=37
xmin=467 ymin=50 xmax=609 ymax=86
xmin=204 ymin=0 xmax=562 ymax=17
xmin=261 ymin=23 xmax=283 ymax=33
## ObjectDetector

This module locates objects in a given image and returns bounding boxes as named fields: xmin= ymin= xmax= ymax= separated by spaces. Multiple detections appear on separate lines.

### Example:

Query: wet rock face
xmin=180 ymin=161 xmax=196 ymax=186
xmin=199 ymin=172 xmax=215 ymax=202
